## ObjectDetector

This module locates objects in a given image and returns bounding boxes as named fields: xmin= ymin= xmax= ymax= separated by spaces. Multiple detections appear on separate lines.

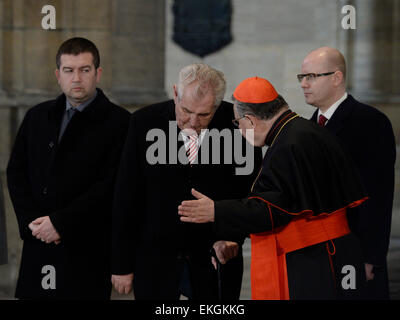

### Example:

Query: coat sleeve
xmin=355 ymin=113 xmax=396 ymax=266
xmin=48 ymin=113 xmax=130 ymax=243
xmin=214 ymin=146 xmax=294 ymax=240
xmin=111 ymin=113 xmax=145 ymax=275
xmin=214 ymin=141 xmax=263 ymax=245
xmin=7 ymin=109 xmax=43 ymax=240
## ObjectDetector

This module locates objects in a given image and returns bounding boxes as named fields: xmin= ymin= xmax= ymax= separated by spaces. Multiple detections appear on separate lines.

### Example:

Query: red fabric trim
xmin=247 ymin=195 xmax=369 ymax=217
xmin=326 ymin=241 xmax=337 ymax=289
xmin=250 ymin=209 xmax=352 ymax=300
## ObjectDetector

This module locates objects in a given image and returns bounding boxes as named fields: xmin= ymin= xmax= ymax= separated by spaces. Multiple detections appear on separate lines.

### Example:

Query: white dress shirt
xmin=317 ymin=92 xmax=348 ymax=125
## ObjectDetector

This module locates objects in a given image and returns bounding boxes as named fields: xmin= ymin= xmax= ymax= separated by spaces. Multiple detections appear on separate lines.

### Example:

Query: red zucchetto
xmin=233 ymin=76 xmax=279 ymax=103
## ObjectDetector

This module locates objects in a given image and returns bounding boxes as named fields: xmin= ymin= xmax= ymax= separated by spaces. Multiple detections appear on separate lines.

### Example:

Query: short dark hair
xmin=56 ymin=37 xmax=100 ymax=69
xmin=233 ymin=94 xmax=288 ymax=120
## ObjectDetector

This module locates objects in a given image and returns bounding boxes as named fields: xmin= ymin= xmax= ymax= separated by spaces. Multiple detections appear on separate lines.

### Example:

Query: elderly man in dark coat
xmin=7 ymin=37 xmax=130 ymax=299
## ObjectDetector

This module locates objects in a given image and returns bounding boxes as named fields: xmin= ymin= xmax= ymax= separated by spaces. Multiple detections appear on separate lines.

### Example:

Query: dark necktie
xmin=318 ymin=114 xmax=328 ymax=127
xmin=59 ymin=108 xmax=77 ymax=141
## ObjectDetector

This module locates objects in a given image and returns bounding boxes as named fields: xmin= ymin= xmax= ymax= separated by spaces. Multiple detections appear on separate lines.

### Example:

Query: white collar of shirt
xmin=180 ymin=130 xmax=207 ymax=151
xmin=317 ymin=92 xmax=348 ymax=123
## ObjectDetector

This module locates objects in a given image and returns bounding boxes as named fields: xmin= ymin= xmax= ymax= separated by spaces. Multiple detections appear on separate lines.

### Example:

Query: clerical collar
xmin=265 ymin=109 xmax=297 ymax=146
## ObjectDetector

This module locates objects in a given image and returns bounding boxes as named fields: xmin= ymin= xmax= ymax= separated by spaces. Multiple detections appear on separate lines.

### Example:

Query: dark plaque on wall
xmin=172 ymin=0 xmax=232 ymax=57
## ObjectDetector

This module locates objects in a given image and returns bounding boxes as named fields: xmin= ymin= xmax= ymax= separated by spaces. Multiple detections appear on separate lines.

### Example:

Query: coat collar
xmin=265 ymin=109 xmax=298 ymax=147
xmin=311 ymin=94 xmax=357 ymax=135
xmin=48 ymin=88 xmax=109 ymax=123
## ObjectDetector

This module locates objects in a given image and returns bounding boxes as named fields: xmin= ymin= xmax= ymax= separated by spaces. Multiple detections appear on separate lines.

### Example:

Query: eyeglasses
xmin=232 ymin=116 xmax=245 ymax=127
xmin=296 ymin=72 xmax=335 ymax=83
xmin=232 ymin=115 xmax=254 ymax=127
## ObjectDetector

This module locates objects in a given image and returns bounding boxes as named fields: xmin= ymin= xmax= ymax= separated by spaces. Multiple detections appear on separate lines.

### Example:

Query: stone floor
xmin=1 ymin=237 xmax=399 ymax=300
xmin=111 ymin=237 xmax=400 ymax=300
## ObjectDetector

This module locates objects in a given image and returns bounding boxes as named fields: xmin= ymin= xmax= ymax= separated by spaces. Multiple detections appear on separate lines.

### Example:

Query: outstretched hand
xmin=178 ymin=188 xmax=215 ymax=223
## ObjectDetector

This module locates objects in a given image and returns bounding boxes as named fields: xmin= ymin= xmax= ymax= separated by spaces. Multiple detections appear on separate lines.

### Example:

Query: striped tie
xmin=187 ymin=134 xmax=199 ymax=164
xmin=318 ymin=114 xmax=328 ymax=127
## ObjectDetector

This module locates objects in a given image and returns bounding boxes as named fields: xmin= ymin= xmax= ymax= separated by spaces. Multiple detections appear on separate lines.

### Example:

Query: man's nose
xmin=189 ymin=115 xmax=200 ymax=127
xmin=72 ymin=71 xmax=81 ymax=82
xmin=300 ymin=78 xmax=309 ymax=88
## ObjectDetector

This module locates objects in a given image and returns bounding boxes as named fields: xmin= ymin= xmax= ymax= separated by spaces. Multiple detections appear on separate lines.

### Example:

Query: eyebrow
xmin=182 ymin=106 xmax=211 ymax=116
xmin=62 ymin=65 xmax=92 ymax=70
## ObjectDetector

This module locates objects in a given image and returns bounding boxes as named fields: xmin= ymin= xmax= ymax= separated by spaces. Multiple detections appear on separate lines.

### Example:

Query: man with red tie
xmin=299 ymin=47 xmax=396 ymax=299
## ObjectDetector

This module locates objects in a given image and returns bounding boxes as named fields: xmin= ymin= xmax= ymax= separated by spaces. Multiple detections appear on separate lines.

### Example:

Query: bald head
xmin=303 ymin=47 xmax=346 ymax=82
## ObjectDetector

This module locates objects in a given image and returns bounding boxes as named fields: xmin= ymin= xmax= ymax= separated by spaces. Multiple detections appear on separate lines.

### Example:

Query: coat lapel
xmin=56 ymin=89 xmax=108 ymax=148
xmin=324 ymin=95 xmax=356 ymax=135
xmin=309 ymin=95 xmax=357 ymax=136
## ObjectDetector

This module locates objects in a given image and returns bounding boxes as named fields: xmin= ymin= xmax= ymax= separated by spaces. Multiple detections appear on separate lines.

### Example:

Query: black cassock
xmin=214 ymin=110 xmax=368 ymax=299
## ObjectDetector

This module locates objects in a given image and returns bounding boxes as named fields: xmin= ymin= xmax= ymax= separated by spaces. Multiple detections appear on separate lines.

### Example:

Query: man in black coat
xmin=7 ymin=37 xmax=130 ymax=299
xmin=111 ymin=63 xmax=261 ymax=300
xmin=299 ymin=47 xmax=396 ymax=299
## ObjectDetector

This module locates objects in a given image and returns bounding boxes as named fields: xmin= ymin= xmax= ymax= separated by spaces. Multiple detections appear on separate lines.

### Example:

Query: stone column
xmin=110 ymin=0 xmax=166 ymax=106
xmin=346 ymin=0 xmax=400 ymax=104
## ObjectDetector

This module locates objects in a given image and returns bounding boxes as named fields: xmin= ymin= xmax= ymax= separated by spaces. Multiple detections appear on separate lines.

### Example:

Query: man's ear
xmin=246 ymin=115 xmax=257 ymax=128
xmin=333 ymin=70 xmax=344 ymax=87
xmin=55 ymin=69 xmax=60 ymax=83
xmin=96 ymin=67 xmax=103 ymax=83
xmin=173 ymin=85 xmax=179 ymax=103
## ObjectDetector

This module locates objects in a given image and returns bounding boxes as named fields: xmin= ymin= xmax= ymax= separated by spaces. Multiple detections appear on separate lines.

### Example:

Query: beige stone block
xmin=0 ymin=108 xmax=10 ymax=173
xmin=114 ymin=0 xmax=164 ymax=37
xmin=73 ymin=0 xmax=111 ymax=30
xmin=111 ymin=35 xmax=164 ymax=90
xmin=2 ymin=30 xmax=24 ymax=92
xmin=0 ymin=0 xmax=13 ymax=28
xmin=22 ymin=0 xmax=61 ymax=29
xmin=23 ymin=30 xmax=61 ymax=94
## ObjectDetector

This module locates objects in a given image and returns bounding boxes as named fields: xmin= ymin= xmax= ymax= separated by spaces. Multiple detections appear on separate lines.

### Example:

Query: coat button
xmin=43 ymin=187 xmax=48 ymax=195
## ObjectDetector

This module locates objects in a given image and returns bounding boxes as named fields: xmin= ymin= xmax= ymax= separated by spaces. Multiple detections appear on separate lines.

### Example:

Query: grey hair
xmin=176 ymin=63 xmax=226 ymax=108
xmin=233 ymin=94 xmax=288 ymax=120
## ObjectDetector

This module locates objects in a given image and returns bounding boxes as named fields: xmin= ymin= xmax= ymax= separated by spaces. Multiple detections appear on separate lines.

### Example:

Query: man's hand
xmin=365 ymin=263 xmax=375 ymax=281
xmin=211 ymin=241 xmax=239 ymax=269
xmin=178 ymin=189 xmax=214 ymax=223
xmin=111 ymin=274 xmax=134 ymax=294
xmin=29 ymin=216 xmax=61 ymax=244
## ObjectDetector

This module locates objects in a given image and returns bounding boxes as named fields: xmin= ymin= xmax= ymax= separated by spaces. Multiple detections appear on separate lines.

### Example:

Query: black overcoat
xmin=311 ymin=94 xmax=396 ymax=298
xmin=214 ymin=110 xmax=368 ymax=299
xmin=111 ymin=100 xmax=262 ymax=300
xmin=7 ymin=88 xmax=130 ymax=299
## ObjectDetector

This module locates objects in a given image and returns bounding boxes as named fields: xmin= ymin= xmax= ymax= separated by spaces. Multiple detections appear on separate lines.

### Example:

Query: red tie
xmin=187 ymin=134 xmax=199 ymax=164
xmin=318 ymin=114 xmax=328 ymax=127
